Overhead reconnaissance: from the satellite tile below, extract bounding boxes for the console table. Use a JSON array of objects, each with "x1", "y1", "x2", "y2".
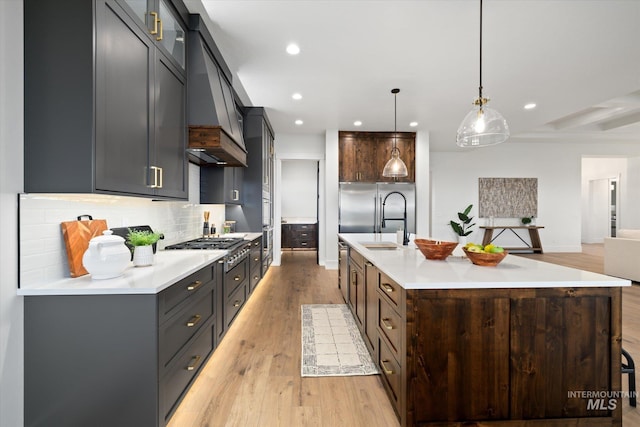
[{"x1": 480, "y1": 225, "x2": 544, "y2": 254}]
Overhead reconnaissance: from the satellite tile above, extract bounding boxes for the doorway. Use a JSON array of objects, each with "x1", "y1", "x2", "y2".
[{"x1": 280, "y1": 160, "x2": 319, "y2": 263}]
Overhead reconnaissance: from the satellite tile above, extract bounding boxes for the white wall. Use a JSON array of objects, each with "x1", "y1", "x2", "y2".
[
  {"x1": 281, "y1": 160, "x2": 318, "y2": 220},
  {"x1": 627, "y1": 156, "x2": 640, "y2": 229},
  {"x1": 0, "y1": 0, "x2": 24, "y2": 424},
  {"x1": 431, "y1": 142, "x2": 640, "y2": 252}
]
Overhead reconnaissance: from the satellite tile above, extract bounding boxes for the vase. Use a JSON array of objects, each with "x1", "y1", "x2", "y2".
[
  {"x1": 454, "y1": 235, "x2": 467, "y2": 257},
  {"x1": 132, "y1": 245, "x2": 154, "y2": 267}
]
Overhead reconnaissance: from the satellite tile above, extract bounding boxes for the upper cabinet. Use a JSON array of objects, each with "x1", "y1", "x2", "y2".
[
  {"x1": 339, "y1": 131, "x2": 415, "y2": 183},
  {"x1": 116, "y1": 0, "x2": 186, "y2": 70},
  {"x1": 24, "y1": 0, "x2": 189, "y2": 200}
]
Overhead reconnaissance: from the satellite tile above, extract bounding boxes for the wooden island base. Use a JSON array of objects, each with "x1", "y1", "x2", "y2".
[
  {"x1": 402, "y1": 287, "x2": 621, "y2": 427},
  {"x1": 338, "y1": 237, "x2": 624, "y2": 427}
]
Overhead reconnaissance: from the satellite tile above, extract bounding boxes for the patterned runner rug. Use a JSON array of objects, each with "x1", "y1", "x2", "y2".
[{"x1": 301, "y1": 304, "x2": 379, "y2": 377}]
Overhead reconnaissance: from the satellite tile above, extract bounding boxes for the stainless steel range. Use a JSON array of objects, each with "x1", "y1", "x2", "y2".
[{"x1": 165, "y1": 237, "x2": 250, "y2": 272}]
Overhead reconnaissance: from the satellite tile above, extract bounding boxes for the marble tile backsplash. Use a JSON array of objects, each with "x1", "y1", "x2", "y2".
[{"x1": 19, "y1": 164, "x2": 225, "y2": 287}]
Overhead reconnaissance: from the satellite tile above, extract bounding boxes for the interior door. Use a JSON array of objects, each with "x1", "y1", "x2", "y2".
[{"x1": 586, "y1": 178, "x2": 610, "y2": 243}]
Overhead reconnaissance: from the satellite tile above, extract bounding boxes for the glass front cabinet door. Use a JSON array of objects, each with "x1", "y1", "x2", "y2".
[{"x1": 117, "y1": 0, "x2": 186, "y2": 69}]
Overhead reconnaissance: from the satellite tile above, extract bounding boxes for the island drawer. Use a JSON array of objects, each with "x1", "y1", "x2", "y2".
[
  {"x1": 159, "y1": 264, "x2": 214, "y2": 322},
  {"x1": 378, "y1": 296, "x2": 402, "y2": 358},
  {"x1": 160, "y1": 286, "x2": 215, "y2": 369},
  {"x1": 378, "y1": 272, "x2": 403, "y2": 309},
  {"x1": 378, "y1": 336, "x2": 401, "y2": 412},
  {"x1": 349, "y1": 248, "x2": 365, "y2": 270}
]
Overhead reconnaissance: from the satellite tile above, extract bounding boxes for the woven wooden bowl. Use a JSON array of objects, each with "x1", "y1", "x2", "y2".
[
  {"x1": 462, "y1": 247, "x2": 508, "y2": 266},
  {"x1": 414, "y1": 239, "x2": 458, "y2": 260}
]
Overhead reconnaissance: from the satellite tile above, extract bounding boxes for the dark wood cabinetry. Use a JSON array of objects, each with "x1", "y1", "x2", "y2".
[
  {"x1": 25, "y1": 260, "x2": 222, "y2": 427},
  {"x1": 339, "y1": 131, "x2": 415, "y2": 183},
  {"x1": 281, "y1": 223, "x2": 318, "y2": 250},
  {"x1": 24, "y1": 0, "x2": 188, "y2": 199},
  {"x1": 343, "y1": 243, "x2": 622, "y2": 427}
]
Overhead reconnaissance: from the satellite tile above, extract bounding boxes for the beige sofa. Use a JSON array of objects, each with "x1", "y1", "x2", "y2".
[{"x1": 604, "y1": 229, "x2": 640, "y2": 282}]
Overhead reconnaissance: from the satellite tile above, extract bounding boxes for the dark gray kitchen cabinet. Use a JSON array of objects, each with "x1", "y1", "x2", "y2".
[
  {"x1": 200, "y1": 166, "x2": 244, "y2": 204},
  {"x1": 24, "y1": 260, "x2": 221, "y2": 427},
  {"x1": 224, "y1": 107, "x2": 275, "y2": 270},
  {"x1": 24, "y1": 0, "x2": 188, "y2": 200}
]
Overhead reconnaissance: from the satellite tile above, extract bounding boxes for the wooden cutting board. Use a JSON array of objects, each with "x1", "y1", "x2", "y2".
[{"x1": 60, "y1": 216, "x2": 108, "y2": 277}]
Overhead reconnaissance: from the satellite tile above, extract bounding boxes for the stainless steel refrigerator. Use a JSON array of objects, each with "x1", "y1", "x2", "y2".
[{"x1": 339, "y1": 183, "x2": 416, "y2": 233}]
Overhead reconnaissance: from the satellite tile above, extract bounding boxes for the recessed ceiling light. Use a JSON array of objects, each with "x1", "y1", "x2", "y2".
[
  {"x1": 295, "y1": 119, "x2": 303, "y2": 125},
  {"x1": 524, "y1": 103, "x2": 537, "y2": 110},
  {"x1": 354, "y1": 121, "x2": 362, "y2": 126},
  {"x1": 292, "y1": 93, "x2": 302, "y2": 100},
  {"x1": 409, "y1": 121, "x2": 418, "y2": 127},
  {"x1": 286, "y1": 43, "x2": 300, "y2": 55}
]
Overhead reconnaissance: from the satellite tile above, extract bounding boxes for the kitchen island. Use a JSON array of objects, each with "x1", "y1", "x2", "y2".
[{"x1": 339, "y1": 233, "x2": 630, "y2": 427}]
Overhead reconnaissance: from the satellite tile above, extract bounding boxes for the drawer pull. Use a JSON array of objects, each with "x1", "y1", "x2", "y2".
[
  {"x1": 381, "y1": 283, "x2": 394, "y2": 293},
  {"x1": 301, "y1": 242, "x2": 307, "y2": 246},
  {"x1": 187, "y1": 280, "x2": 203, "y2": 291},
  {"x1": 254, "y1": 275, "x2": 259, "y2": 280},
  {"x1": 233, "y1": 300, "x2": 241, "y2": 307},
  {"x1": 254, "y1": 241, "x2": 259, "y2": 246},
  {"x1": 234, "y1": 275, "x2": 241, "y2": 281},
  {"x1": 186, "y1": 314, "x2": 202, "y2": 327},
  {"x1": 301, "y1": 233, "x2": 308, "y2": 237},
  {"x1": 365, "y1": 261, "x2": 373, "y2": 267},
  {"x1": 381, "y1": 318, "x2": 394, "y2": 330},
  {"x1": 186, "y1": 355, "x2": 202, "y2": 371},
  {"x1": 381, "y1": 360, "x2": 394, "y2": 375},
  {"x1": 254, "y1": 257, "x2": 259, "y2": 262}
]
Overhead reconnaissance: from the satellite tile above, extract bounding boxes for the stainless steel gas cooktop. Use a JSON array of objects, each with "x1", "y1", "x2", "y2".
[{"x1": 164, "y1": 237, "x2": 245, "y2": 250}]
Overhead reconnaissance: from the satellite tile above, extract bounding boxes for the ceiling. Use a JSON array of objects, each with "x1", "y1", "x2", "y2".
[{"x1": 185, "y1": 0, "x2": 640, "y2": 152}]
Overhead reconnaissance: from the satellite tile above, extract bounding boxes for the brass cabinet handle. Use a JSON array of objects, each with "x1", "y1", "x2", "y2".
[
  {"x1": 381, "y1": 283, "x2": 394, "y2": 293},
  {"x1": 186, "y1": 314, "x2": 202, "y2": 327},
  {"x1": 150, "y1": 11, "x2": 159, "y2": 35},
  {"x1": 187, "y1": 280, "x2": 203, "y2": 291},
  {"x1": 380, "y1": 360, "x2": 394, "y2": 375},
  {"x1": 351, "y1": 270, "x2": 357, "y2": 285},
  {"x1": 186, "y1": 355, "x2": 202, "y2": 371},
  {"x1": 156, "y1": 17, "x2": 163, "y2": 41},
  {"x1": 233, "y1": 300, "x2": 241, "y2": 307},
  {"x1": 234, "y1": 275, "x2": 241, "y2": 281},
  {"x1": 381, "y1": 318, "x2": 394, "y2": 330}
]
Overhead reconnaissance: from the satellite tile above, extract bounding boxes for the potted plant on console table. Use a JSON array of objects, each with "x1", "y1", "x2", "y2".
[
  {"x1": 126, "y1": 229, "x2": 162, "y2": 267},
  {"x1": 449, "y1": 204, "x2": 475, "y2": 249}
]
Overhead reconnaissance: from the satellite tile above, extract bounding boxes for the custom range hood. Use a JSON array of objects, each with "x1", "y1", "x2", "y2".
[{"x1": 187, "y1": 15, "x2": 247, "y2": 167}]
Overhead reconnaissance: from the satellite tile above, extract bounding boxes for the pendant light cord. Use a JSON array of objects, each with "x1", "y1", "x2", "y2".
[{"x1": 478, "y1": 0, "x2": 483, "y2": 104}]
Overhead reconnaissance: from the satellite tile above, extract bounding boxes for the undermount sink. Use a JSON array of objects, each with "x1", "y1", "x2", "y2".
[{"x1": 360, "y1": 242, "x2": 400, "y2": 250}]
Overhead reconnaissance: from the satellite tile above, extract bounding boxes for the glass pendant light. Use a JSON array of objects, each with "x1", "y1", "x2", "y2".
[
  {"x1": 383, "y1": 88, "x2": 408, "y2": 177},
  {"x1": 456, "y1": 0, "x2": 509, "y2": 147}
]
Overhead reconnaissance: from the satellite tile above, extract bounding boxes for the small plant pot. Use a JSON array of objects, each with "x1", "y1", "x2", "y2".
[{"x1": 133, "y1": 245, "x2": 154, "y2": 267}]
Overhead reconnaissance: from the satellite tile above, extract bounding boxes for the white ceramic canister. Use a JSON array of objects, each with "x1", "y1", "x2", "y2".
[{"x1": 82, "y1": 230, "x2": 131, "y2": 279}]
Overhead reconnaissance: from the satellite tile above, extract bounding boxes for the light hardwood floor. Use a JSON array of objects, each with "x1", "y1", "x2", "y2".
[{"x1": 168, "y1": 248, "x2": 639, "y2": 426}]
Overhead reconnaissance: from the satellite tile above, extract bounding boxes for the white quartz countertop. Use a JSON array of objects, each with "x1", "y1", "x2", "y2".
[
  {"x1": 17, "y1": 250, "x2": 228, "y2": 296},
  {"x1": 17, "y1": 232, "x2": 264, "y2": 297},
  {"x1": 339, "y1": 233, "x2": 631, "y2": 290}
]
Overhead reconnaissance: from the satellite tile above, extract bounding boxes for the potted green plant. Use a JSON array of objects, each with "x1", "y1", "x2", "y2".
[
  {"x1": 126, "y1": 229, "x2": 162, "y2": 267},
  {"x1": 450, "y1": 204, "x2": 475, "y2": 237},
  {"x1": 521, "y1": 216, "x2": 535, "y2": 226}
]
